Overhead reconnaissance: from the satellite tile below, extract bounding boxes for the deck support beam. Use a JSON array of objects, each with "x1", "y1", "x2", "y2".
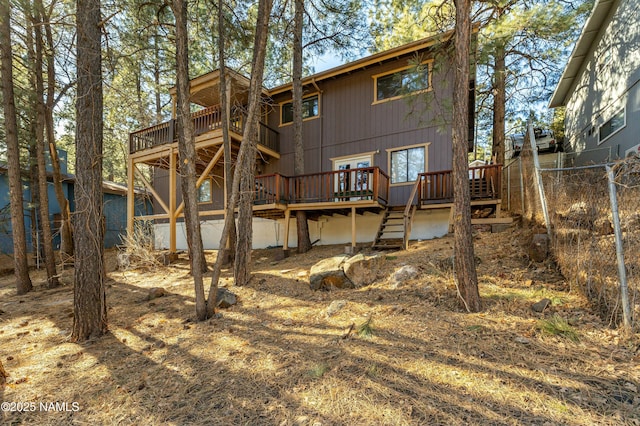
[
  {"x1": 175, "y1": 145, "x2": 223, "y2": 218},
  {"x1": 283, "y1": 209, "x2": 291, "y2": 251},
  {"x1": 169, "y1": 148, "x2": 177, "y2": 253},
  {"x1": 351, "y1": 206, "x2": 356, "y2": 252},
  {"x1": 134, "y1": 165, "x2": 170, "y2": 214}
]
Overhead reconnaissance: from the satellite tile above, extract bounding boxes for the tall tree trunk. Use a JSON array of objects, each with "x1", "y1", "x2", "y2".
[
  {"x1": 217, "y1": 0, "x2": 237, "y2": 263},
  {"x1": 452, "y1": 0, "x2": 481, "y2": 312},
  {"x1": 234, "y1": 0, "x2": 273, "y2": 287},
  {"x1": 173, "y1": 0, "x2": 207, "y2": 320},
  {"x1": 33, "y1": 1, "x2": 59, "y2": 287},
  {"x1": 206, "y1": 0, "x2": 273, "y2": 315},
  {"x1": 25, "y1": 7, "x2": 42, "y2": 266},
  {"x1": 492, "y1": 37, "x2": 506, "y2": 166},
  {"x1": 293, "y1": 0, "x2": 312, "y2": 254},
  {"x1": 42, "y1": 0, "x2": 73, "y2": 261},
  {"x1": 28, "y1": 132, "x2": 42, "y2": 265},
  {"x1": 0, "y1": 2, "x2": 33, "y2": 295},
  {"x1": 72, "y1": 0, "x2": 107, "y2": 341},
  {"x1": 154, "y1": 32, "x2": 163, "y2": 123}
]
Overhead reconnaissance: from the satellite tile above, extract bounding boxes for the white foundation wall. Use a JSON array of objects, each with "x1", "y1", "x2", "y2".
[{"x1": 153, "y1": 208, "x2": 450, "y2": 250}]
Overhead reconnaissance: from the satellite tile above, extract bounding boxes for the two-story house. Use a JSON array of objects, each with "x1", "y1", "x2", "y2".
[
  {"x1": 550, "y1": 0, "x2": 640, "y2": 163},
  {"x1": 127, "y1": 28, "x2": 503, "y2": 253}
]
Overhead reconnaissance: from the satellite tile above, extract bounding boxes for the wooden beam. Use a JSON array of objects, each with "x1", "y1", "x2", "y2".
[
  {"x1": 283, "y1": 209, "x2": 291, "y2": 251},
  {"x1": 470, "y1": 217, "x2": 513, "y2": 225},
  {"x1": 134, "y1": 165, "x2": 170, "y2": 214},
  {"x1": 135, "y1": 213, "x2": 170, "y2": 221},
  {"x1": 174, "y1": 145, "x2": 224, "y2": 218},
  {"x1": 351, "y1": 206, "x2": 356, "y2": 250},
  {"x1": 169, "y1": 149, "x2": 177, "y2": 253},
  {"x1": 127, "y1": 156, "x2": 135, "y2": 239}
]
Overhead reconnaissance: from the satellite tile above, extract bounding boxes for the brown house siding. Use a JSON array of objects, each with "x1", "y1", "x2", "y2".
[{"x1": 265, "y1": 47, "x2": 456, "y2": 206}]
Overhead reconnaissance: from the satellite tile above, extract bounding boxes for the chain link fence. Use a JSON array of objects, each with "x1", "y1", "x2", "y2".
[{"x1": 504, "y1": 134, "x2": 638, "y2": 329}]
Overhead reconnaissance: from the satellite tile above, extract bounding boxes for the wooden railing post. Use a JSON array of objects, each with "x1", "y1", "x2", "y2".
[{"x1": 373, "y1": 168, "x2": 379, "y2": 201}]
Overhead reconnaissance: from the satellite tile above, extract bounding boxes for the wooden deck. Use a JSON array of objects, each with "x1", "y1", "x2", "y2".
[
  {"x1": 252, "y1": 167, "x2": 390, "y2": 219},
  {"x1": 417, "y1": 164, "x2": 502, "y2": 206},
  {"x1": 128, "y1": 106, "x2": 279, "y2": 156}
]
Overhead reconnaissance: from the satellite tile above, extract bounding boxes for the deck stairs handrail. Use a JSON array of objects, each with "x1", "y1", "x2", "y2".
[{"x1": 402, "y1": 174, "x2": 422, "y2": 249}]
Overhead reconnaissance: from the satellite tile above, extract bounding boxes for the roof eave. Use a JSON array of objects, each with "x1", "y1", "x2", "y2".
[
  {"x1": 549, "y1": 0, "x2": 617, "y2": 108},
  {"x1": 268, "y1": 28, "x2": 462, "y2": 96}
]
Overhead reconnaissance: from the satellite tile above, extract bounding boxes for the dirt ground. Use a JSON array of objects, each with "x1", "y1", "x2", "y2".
[{"x1": 0, "y1": 225, "x2": 639, "y2": 425}]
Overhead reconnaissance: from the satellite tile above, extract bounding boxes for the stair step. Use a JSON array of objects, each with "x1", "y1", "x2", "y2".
[{"x1": 373, "y1": 206, "x2": 413, "y2": 250}]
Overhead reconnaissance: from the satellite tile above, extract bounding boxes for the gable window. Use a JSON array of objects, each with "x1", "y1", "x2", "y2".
[
  {"x1": 280, "y1": 94, "x2": 319, "y2": 125},
  {"x1": 198, "y1": 179, "x2": 212, "y2": 203},
  {"x1": 598, "y1": 107, "x2": 625, "y2": 144},
  {"x1": 373, "y1": 62, "x2": 431, "y2": 103},
  {"x1": 387, "y1": 144, "x2": 427, "y2": 184}
]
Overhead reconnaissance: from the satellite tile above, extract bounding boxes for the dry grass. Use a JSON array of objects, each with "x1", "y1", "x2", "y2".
[{"x1": 0, "y1": 226, "x2": 639, "y2": 425}]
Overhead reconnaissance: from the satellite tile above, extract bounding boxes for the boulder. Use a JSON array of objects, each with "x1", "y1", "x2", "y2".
[
  {"x1": 216, "y1": 288, "x2": 237, "y2": 308},
  {"x1": 390, "y1": 265, "x2": 419, "y2": 288},
  {"x1": 309, "y1": 256, "x2": 354, "y2": 290},
  {"x1": 343, "y1": 253, "x2": 384, "y2": 287},
  {"x1": 529, "y1": 234, "x2": 549, "y2": 262},
  {"x1": 148, "y1": 287, "x2": 167, "y2": 301},
  {"x1": 325, "y1": 300, "x2": 347, "y2": 317},
  {"x1": 531, "y1": 298, "x2": 551, "y2": 313}
]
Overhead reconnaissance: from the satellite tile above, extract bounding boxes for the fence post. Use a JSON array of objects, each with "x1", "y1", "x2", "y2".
[
  {"x1": 507, "y1": 163, "x2": 511, "y2": 211},
  {"x1": 518, "y1": 156, "x2": 525, "y2": 215},
  {"x1": 528, "y1": 123, "x2": 551, "y2": 237},
  {"x1": 605, "y1": 165, "x2": 632, "y2": 329}
]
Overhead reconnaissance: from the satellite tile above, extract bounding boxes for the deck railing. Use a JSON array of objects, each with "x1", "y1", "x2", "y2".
[
  {"x1": 129, "y1": 106, "x2": 279, "y2": 154},
  {"x1": 254, "y1": 167, "x2": 390, "y2": 206},
  {"x1": 418, "y1": 164, "x2": 503, "y2": 204}
]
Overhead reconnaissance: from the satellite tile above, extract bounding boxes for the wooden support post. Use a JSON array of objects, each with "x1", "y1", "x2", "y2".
[
  {"x1": 127, "y1": 156, "x2": 135, "y2": 241},
  {"x1": 283, "y1": 209, "x2": 291, "y2": 251},
  {"x1": 351, "y1": 206, "x2": 357, "y2": 252},
  {"x1": 279, "y1": 209, "x2": 291, "y2": 259},
  {"x1": 169, "y1": 149, "x2": 177, "y2": 253}
]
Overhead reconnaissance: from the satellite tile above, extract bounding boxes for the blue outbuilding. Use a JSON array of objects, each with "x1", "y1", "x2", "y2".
[{"x1": 0, "y1": 150, "x2": 151, "y2": 254}]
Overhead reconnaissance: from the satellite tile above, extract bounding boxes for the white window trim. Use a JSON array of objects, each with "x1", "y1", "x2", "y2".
[
  {"x1": 330, "y1": 151, "x2": 376, "y2": 169},
  {"x1": 372, "y1": 60, "x2": 433, "y2": 105},
  {"x1": 279, "y1": 92, "x2": 321, "y2": 127},
  {"x1": 386, "y1": 143, "x2": 430, "y2": 187},
  {"x1": 598, "y1": 106, "x2": 626, "y2": 145}
]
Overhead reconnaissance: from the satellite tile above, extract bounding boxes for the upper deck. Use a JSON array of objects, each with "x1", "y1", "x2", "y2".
[{"x1": 128, "y1": 106, "x2": 279, "y2": 158}]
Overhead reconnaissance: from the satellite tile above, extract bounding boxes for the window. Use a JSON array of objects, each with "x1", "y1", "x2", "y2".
[
  {"x1": 280, "y1": 94, "x2": 319, "y2": 125},
  {"x1": 388, "y1": 145, "x2": 426, "y2": 184},
  {"x1": 198, "y1": 179, "x2": 212, "y2": 203},
  {"x1": 598, "y1": 107, "x2": 625, "y2": 144},
  {"x1": 373, "y1": 62, "x2": 431, "y2": 103}
]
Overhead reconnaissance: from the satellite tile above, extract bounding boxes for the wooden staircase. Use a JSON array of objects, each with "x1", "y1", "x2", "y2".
[
  {"x1": 372, "y1": 206, "x2": 416, "y2": 250},
  {"x1": 373, "y1": 173, "x2": 423, "y2": 250}
]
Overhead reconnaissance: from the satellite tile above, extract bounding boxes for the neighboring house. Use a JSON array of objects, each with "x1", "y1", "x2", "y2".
[
  {"x1": 128, "y1": 28, "x2": 506, "y2": 252},
  {"x1": 0, "y1": 151, "x2": 151, "y2": 254},
  {"x1": 549, "y1": 0, "x2": 640, "y2": 163}
]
